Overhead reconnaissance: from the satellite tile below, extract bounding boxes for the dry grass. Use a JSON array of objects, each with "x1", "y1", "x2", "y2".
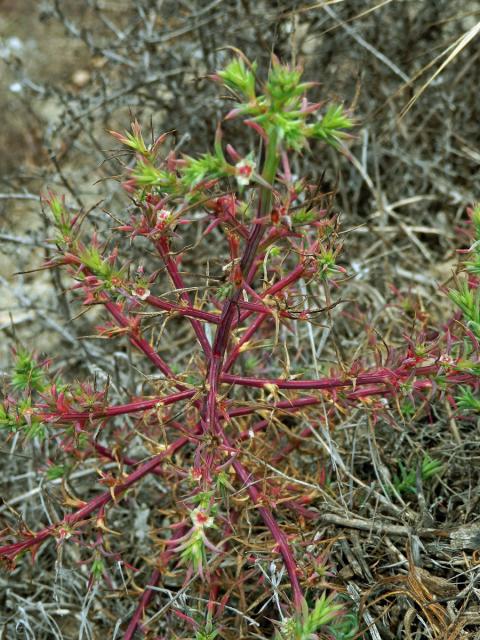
[{"x1": 1, "y1": 1, "x2": 480, "y2": 638}]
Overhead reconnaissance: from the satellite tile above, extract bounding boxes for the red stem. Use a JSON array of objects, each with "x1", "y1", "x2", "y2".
[
  {"x1": 104, "y1": 299, "x2": 174, "y2": 379},
  {"x1": 66, "y1": 258, "x2": 176, "y2": 380},
  {"x1": 156, "y1": 237, "x2": 212, "y2": 357},
  {"x1": 221, "y1": 364, "x2": 474, "y2": 391},
  {"x1": 123, "y1": 569, "x2": 161, "y2": 640},
  {"x1": 0, "y1": 435, "x2": 189, "y2": 562},
  {"x1": 231, "y1": 263, "x2": 306, "y2": 329},
  {"x1": 223, "y1": 262, "x2": 307, "y2": 373},
  {"x1": 224, "y1": 314, "x2": 266, "y2": 372},
  {"x1": 123, "y1": 522, "x2": 190, "y2": 639},
  {"x1": 145, "y1": 295, "x2": 220, "y2": 324},
  {"x1": 40, "y1": 389, "x2": 195, "y2": 422},
  {"x1": 228, "y1": 449, "x2": 303, "y2": 608}
]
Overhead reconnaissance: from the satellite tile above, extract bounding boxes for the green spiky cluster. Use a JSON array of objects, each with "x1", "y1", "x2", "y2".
[
  {"x1": 12, "y1": 351, "x2": 46, "y2": 393},
  {"x1": 78, "y1": 247, "x2": 124, "y2": 288},
  {"x1": 310, "y1": 104, "x2": 355, "y2": 147},
  {"x1": 219, "y1": 54, "x2": 353, "y2": 152},
  {"x1": 0, "y1": 400, "x2": 47, "y2": 440},
  {"x1": 456, "y1": 386, "x2": 480, "y2": 412},
  {"x1": 450, "y1": 204, "x2": 480, "y2": 336},
  {"x1": 276, "y1": 594, "x2": 343, "y2": 640},
  {"x1": 217, "y1": 56, "x2": 257, "y2": 99},
  {"x1": 131, "y1": 161, "x2": 177, "y2": 191},
  {"x1": 180, "y1": 152, "x2": 227, "y2": 188},
  {"x1": 393, "y1": 455, "x2": 443, "y2": 495}
]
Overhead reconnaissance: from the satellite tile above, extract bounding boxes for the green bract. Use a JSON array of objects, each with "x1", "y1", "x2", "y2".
[
  {"x1": 277, "y1": 594, "x2": 343, "y2": 639},
  {"x1": 217, "y1": 56, "x2": 257, "y2": 99},
  {"x1": 131, "y1": 161, "x2": 177, "y2": 191},
  {"x1": 450, "y1": 281, "x2": 480, "y2": 340},
  {"x1": 181, "y1": 153, "x2": 227, "y2": 188},
  {"x1": 218, "y1": 54, "x2": 353, "y2": 152},
  {"x1": 266, "y1": 63, "x2": 307, "y2": 108},
  {"x1": 456, "y1": 386, "x2": 480, "y2": 412},
  {"x1": 393, "y1": 455, "x2": 443, "y2": 495},
  {"x1": 12, "y1": 351, "x2": 46, "y2": 393},
  {"x1": 46, "y1": 464, "x2": 70, "y2": 480},
  {"x1": 78, "y1": 247, "x2": 123, "y2": 286},
  {"x1": 309, "y1": 104, "x2": 354, "y2": 147}
]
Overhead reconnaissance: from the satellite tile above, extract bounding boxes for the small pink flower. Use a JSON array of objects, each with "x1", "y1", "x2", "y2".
[
  {"x1": 235, "y1": 158, "x2": 256, "y2": 186},
  {"x1": 190, "y1": 507, "x2": 214, "y2": 530},
  {"x1": 131, "y1": 286, "x2": 150, "y2": 300},
  {"x1": 156, "y1": 208, "x2": 172, "y2": 229},
  {"x1": 190, "y1": 468, "x2": 203, "y2": 483}
]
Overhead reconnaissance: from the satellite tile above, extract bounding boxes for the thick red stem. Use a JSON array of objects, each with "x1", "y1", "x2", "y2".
[
  {"x1": 145, "y1": 295, "x2": 220, "y2": 324},
  {"x1": 221, "y1": 365, "x2": 474, "y2": 391},
  {"x1": 40, "y1": 389, "x2": 195, "y2": 422},
  {"x1": 156, "y1": 237, "x2": 212, "y2": 357},
  {"x1": 104, "y1": 300, "x2": 174, "y2": 378},
  {"x1": 0, "y1": 435, "x2": 189, "y2": 562},
  {"x1": 123, "y1": 569, "x2": 161, "y2": 640},
  {"x1": 228, "y1": 451, "x2": 303, "y2": 608}
]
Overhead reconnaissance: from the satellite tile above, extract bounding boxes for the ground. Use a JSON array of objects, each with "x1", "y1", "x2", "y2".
[{"x1": 0, "y1": 1, "x2": 479, "y2": 638}]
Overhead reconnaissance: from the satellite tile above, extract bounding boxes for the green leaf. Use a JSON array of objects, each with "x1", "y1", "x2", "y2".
[
  {"x1": 279, "y1": 594, "x2": 343, "y2": 639},
  {"x1": 12, "y1": 351, "x2": 46, "y2": 393},
  {"x1": 25, "y1": 419, "x2": 47, "y2": 440},
  {"x1": 78, "y1": 247, "x2": 123, "y2": 286},
  {"x1": 91, "y1": 557, "x2": 105, "y2": 580},
  {"x1": 456, "y1": 386, "x2": 480, "y2": 412},
  {"x1": 291, "y1": 208, "x2": 317, "y2": 226},
  {"x1": 393, "y1": 455, "x2": 443, "y2": 495},
  {"x1": 471, "y1": 203, "x2": 480, "y2": 239},
  {"x1": 272, "y1": 113, "x2": 306, "y2": 150},
  {"x1": 0, "y1": 404, "x2": 17, "y2": 432},
  {"x1": 131, "y1": 161, "x2": 177, "y2": 191},
  {"x1": 266, "y1": 62, "x2": 306, "y2": 108},
  {"x1": 310, "y1": 104, "x2": 353, "y2": 147},
  {"x1": 304, "y1": 592, "x2": 342, "y2": 633},
  {"x1": 449, "y1": 281, "x2": 480, "y2": 340},
  {"x1": 46, "y1": 464, "x2": 69, "y2": 481},
  {"x1": 180, "y1": 153, "x2": 227, "y2": 188},
  {"x1": 217, "y1": 57, "x2": 257, "y2": 99}
]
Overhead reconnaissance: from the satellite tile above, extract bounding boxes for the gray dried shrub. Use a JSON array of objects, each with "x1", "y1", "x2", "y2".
[{"x1": 1, "y1": 1, "x2": 479, "y2": 638}]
